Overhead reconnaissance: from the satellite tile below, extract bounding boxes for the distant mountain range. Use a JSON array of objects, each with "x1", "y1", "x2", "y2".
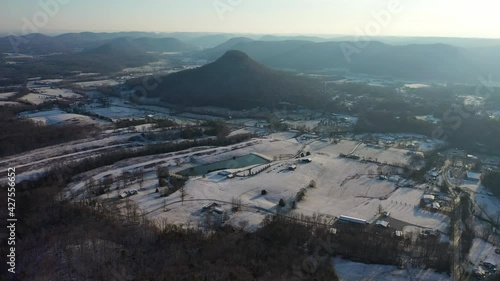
[
  {"x1": 1, "y1": 32, "x2": 500, "y2": 82},
  {"x1": 0, "y1": 32, "x2": 197, "y2": 54},
  {"x1": 202, "y1": 39, "x2": 500, "y2": 82},
  {"x1": 0, "y1": 35, "x2": 198, "y2": 76},
  {"x1": 126, "y1": 50, "x2": 328, "y2": 110}
]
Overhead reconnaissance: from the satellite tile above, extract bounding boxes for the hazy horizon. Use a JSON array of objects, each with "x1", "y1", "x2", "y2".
[{"x1": 1, "y1": 0, "x2": 500, "y2": 39}]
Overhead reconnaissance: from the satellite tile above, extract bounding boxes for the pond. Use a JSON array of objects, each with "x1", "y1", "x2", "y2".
[{"x1": 178, "y1": 154, "x2": 270, "y2": 176}]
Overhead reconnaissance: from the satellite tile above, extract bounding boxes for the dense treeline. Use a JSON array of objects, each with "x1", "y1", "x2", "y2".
[
  {"x1": 126, "y1": 50, "x2": 330, "y2": 110},
  {"x1": 0, "y1": 108, "x2": 99, "y2": 157},
  {"x1": 1, "y1": 160, "x2": 339, "y2": 280},
  {"x1": 355, "y1": 111, "x2": 435, "y2": 136},
  {"x1": 482, "y1": 171, "x2": 500, "y2": 198},
  {"x1": 339, "y1": 82, "x2": 500, "y2": 155}
]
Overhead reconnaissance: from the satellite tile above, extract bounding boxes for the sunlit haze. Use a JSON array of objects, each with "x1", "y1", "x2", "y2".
[{"x1": 1, "y1": 0, "x2": 499, "y2": 38}]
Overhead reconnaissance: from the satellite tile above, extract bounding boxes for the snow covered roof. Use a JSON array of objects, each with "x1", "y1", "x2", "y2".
[
  {"x1": 423, "y1": 194, "x2": 436, "y2": 201},
  {"x1": 376, "y1": 220, "x2": 389, "y2": 228}
]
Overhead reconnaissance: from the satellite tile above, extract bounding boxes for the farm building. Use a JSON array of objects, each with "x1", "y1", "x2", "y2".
[
  {"x1": 202, "y1": 202, "x2": 220, "y2": 211},
  {"x1": 422, "y1": 194, "x2": 436, "y2": 202},
  {"x1": 338, "y1": 215, "x2": 367, "y2": 225},
  {"x1": 431, "y1": 202, "x2": 441, "y2": 210}
]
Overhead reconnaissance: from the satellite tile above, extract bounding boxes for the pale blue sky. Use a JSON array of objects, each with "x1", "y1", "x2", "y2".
[{"x1": 1, "y1": 0, "x2": 499, "y2": 38}]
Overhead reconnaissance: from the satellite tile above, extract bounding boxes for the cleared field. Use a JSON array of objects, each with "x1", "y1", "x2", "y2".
[
  {"x1": 333, "y1": 257, "x2": 450, "y2": 281},
  {"x1": 86, "y1": 106, "x2": 149, "y2": 119},
  {"x1": 0, "y1": 101, "x2": 21, "y2": 106},
  {"x1": 468, "y1": 238, "x2": 500, "y2": 266},
  {"x1": 105, "y1": 140, "x2": 447, "y2": 232},
  {"x1": 62, "y1": 138, "x2": 448, "y2": 234},
  {"x1": 354, "y1": 144, "x2": 410, "y2": 165},
  {"x1": 18, "y1": 93, "x2": 48, "y2": 105},
  {"x1": 40, "y1": 88, "x2": 81, "y2": 99},
  {"x1": 20, "y1": 109, "x2": 102, "y2": 126},
  {"x1": 73, "y1": 79, "x2": 120, "y2": 88},
  {"x1": 0, "y1": 92, "x2": 17, "y2": 100},
  {"x1": 18, "y1": 89, "x2": 82, "y2": 105}
]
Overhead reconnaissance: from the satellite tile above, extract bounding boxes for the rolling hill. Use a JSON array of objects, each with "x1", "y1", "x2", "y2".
[
  {"x1": 204, "y1": 39, "x2": 500, "y2": 82},
  {"x1": 127, "y1": 50, "x2": 328, "y2": 110}
]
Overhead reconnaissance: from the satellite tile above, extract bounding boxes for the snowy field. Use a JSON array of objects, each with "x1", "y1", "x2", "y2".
[
  {"x1": 0, "y1": 92, "x2": 17, "y2": 100},
  {"x1": 404, "y1": 84, "x2": 430, "y2": 89},
  {"x1": 86, "y1": 105, "x2": 149, "y2": 119},
  {"x1": 382, "y1": 188, "x2": 449, "y2": 231},
  {"x1": 0, "y1": 101, "x2": 21, "y2": 106},
  {"x1": 333, "y1": 258, "x2": 450, "y2": 281},
  {"x1": 474, "y1": 191, "x2": 500, "y2": 222},
  {"x1": 19, "y1": 109, "x2": 103, "y2": 126},
  {"x1": 18, "y1": 89, "x2": 82, "y2": 105},
  {"x1": 18, "y1": 93, "x2": 49, "y2": 105},
  {"x1": 26, "y1": 79, "x2": 63, "y2": 87},
  {"x1": 69, "y1": 138, "x2": 449, "y2": 233},
  {"x1": 37, "y1": 88, "x2": 81, "y2": 99},
  {"x1": 286, "y1": 120, "x2": 321, "y2": 130},
  {"x1": 309, "y1": 139, "x2": 411, "y2": 166},
  {"x1": 468, "y1": 238, "x2": 500, "y2": 266},
  {"x1": 73, "y1": 79, "x2": 120, "y2": 88}
]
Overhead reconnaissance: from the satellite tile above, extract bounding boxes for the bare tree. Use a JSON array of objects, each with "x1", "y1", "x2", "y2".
[
  {"x1": 231, "y1": 197, "x2": 242, "y2": 212},
  {"x1": 120, "y1": 170, "x2": 129, "y2": 188},
  {"x1": 137, "y1": 168, "x2": 145, "y2": 190},
  {"x1": 180, "y1": 186, "x2": 186, "y2": 205},
  {"x1": 156, "y1": 166, "x2": 169, "y2": 178}
]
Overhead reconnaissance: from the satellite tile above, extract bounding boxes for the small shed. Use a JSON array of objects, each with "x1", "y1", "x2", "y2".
[
  {"x1": 376, "y1": 220, "x2": 390, "y2": 228},
  {"x1": 423, "y1": 194, "x2": 436, "y2": 202},
  {"x1": 431, "y1": 202, "x2": 441, "y2": 210},
  {"x1": 339, "y1": 215, "x2": 367, "y2": 225}
]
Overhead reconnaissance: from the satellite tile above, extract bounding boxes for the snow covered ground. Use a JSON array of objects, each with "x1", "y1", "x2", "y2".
[
  {"x1": 69, "y1": 138, "x2": 448, "y2": 233},
  {"x1": 285, "y1": 120, "x2": 321, "y2": 130},
  {"x1": 0, "y1": 92, "x2": 17, "y2": 100},
  {"x1": 0, "y1": 101, "x2": 21, "y2": 106},
  {"x1": 333, "y1": 257, "x2": 450, "y2": 281},
  {"x1": 474, "y1": 191, "x2": 500, "y2": 222},
  {"x1": 37, "y1": 88, "x2": 81, "y2": 99},
  {"x1": 468, "y1": 238, "x2": 500, "y2": 266},
  {"x1": 404, "y1": 84, "x2": 430, "y2": 89},
  {"x1": 86, "y1": 105, "x2": 150, "y2": 119},
  {"x1": 18, "y1": 88, "x2": 82, "y2": 105},
  {"x1": 73, "y1": 79, "x2": 120, "y2": 88},
  {"x1": 20, "y1": 109, "x2": 102, "y2": 126},
  {"x1": 18, "y1": 93, "x2": 50, "y2": 105}
]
